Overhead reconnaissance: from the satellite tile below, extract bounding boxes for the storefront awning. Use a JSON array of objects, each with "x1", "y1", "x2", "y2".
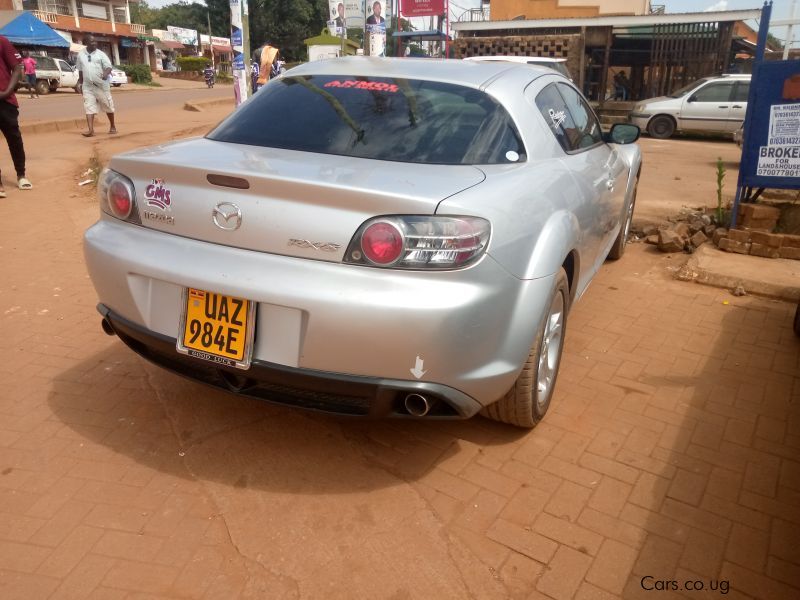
[
  {"x1": 211, "y1": 43, "x2": 231, "y2": 53},
  {"x1": 158, "y1": 40, "x2": 185, "y2": 50},
  {"x1": 0, "y1": 10, "x2": 70, "y2": 48}
]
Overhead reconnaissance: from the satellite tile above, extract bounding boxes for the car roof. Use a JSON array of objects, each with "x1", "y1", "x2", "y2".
[
  {"x1": 464, "y1": 56, "x2": 567, "y2": 64},
  {"x1": 287, "y1": 56, "x2": 554, "y2": 88}
]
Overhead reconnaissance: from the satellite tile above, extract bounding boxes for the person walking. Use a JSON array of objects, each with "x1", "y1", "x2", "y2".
[
  {"x1": 76, "y1": 35, "x2": 117, "y2": 137},
  {"x1": 0, "y1": 35, "x2": 32, "y2": 196},
  {"x1": 251, "y1": 58, "x2": 259, "y2": 93},
  {"x1": 21, "y1": 51, "x2": 37, "y2": 99}
]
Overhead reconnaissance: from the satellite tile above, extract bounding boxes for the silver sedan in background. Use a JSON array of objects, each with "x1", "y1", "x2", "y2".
[{"x1": 84, "y1": 57, "x2": 642, "y2": 428}]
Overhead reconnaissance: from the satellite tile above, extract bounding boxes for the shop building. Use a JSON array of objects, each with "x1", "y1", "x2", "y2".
[{"x1": 9, "y1": 0, "x2": 147, "y2": 65}]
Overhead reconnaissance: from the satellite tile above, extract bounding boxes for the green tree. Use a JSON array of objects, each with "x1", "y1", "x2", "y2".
[{"x1": 766, "y1": 33, "x2": 784, "y2": 52}]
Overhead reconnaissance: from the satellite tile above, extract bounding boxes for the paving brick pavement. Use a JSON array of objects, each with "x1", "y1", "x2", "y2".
[{"x1": 0, "y1": 120, "x2": 798, "y2": 598}]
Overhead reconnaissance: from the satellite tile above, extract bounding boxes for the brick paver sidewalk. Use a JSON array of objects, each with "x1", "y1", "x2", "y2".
[{"x1": 0, "y1": 123, "x2": 798, "y2": 598}]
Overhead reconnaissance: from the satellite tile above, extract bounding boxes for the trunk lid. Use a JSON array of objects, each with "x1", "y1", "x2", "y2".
[{"x1": 110, "y1": 138, "x2": 486, "y2": 263}]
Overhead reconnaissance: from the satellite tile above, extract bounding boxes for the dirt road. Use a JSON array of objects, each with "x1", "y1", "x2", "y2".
[{"x1": 0, "y1": 110, "x2": 797, "y2": 599}]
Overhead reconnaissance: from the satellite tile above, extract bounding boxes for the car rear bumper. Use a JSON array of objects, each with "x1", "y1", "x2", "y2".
[
  {"x1": 99, "y1": 304, "x2": 483, "y2": 418},
  {"x1": 84, "y1": 218, "x2": 556, "y2": 410}
]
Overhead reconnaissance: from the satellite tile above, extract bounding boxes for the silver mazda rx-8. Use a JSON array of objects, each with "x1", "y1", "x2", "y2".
[{"x1": 84, "y1": 57, "x2": 642, "y2": 427}]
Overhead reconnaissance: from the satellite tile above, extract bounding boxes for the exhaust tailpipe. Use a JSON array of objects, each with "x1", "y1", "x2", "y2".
[
  {"x1": 101, "y1": 318, "x2": 116, "y2": 336},
  {"x1": 404, "y1": 393, "x2": 432, "y2": 417}
]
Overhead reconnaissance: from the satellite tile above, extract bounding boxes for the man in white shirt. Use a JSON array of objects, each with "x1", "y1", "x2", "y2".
[{"x1": 76, "y1": 35, "x2": 117, "y2": 137}]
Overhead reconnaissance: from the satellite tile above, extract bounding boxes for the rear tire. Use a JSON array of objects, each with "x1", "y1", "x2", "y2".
[
  {"x1": 647, "y1": 115, "x2": 675, "y2": 139},
  {"x1": 35, "y1": 80, "x2": 49, "y2": 96},
  {"x1": 483, "y1": 268, "x2": 570, "y2": 428},
  {"x1": 607, "y1": 176, "x2": 638, "y2": 260}
]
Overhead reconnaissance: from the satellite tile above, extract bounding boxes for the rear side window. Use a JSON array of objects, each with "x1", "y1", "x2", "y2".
[
  {"x1": 535, "y1": 83, "x2": 577, "y2": 153},
  {"x1": 535, "y1": 82, "x2": 602, "y2": 152},
  {"x1": 208, "y1": 75, "x2": 525, "y2": 165},
  {"x1": 557, "y1": 83, "x2": 603, "y2": 149},
  {"x1": 732, "y1": 81, "x2": 750, "y2": 102}
]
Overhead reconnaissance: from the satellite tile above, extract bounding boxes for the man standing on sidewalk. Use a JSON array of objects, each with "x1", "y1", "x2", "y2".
[
  {"x1": 76, "y1": 35, "x2": 117, "y2": 137},
  {"x1": 0, "y1": 35, "x2": 32, "y2": 196}
]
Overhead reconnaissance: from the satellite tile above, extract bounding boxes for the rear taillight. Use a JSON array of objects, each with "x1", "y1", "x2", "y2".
[
  {"x1": 361, "y1": 221, "x2": 404, "y2": 265},
  {"x1": 345, "y1": 216, "x2": 490, "y2": 270},
  {"x1": 99, "y1": 169, "x2": 139, "y2": 224},
  {"x1": 108, "y1": 180, "x2": 132, "y2": 219}
]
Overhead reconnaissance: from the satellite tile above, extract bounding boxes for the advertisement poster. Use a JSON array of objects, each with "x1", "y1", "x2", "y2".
[
  {"x1": 230, "y1": 0, "x2": 247, "y2": 106},
  {"x1": 400, "y1": 0, "x2": 444, "y2": 17},
  {"x1": 344, "y1": 0, "x2": 364, "y2": 26},
  {"x1": 369, "y1": 31, "x2": 386, "y2": 56},
  {"x1": 329, "y1": 0, "x2": 346, "y2": 36},
  {"x1": 167, "y1": 25, "x2": 198, "y2": 47},
  {"x1": 366, "y1": 0, "x2": 387, "y2": 32},
  {"x1": 757, "y1": 103, "x2": 800, "y2": 178}
]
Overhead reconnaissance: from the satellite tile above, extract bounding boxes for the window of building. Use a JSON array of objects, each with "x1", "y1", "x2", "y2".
[
  {"x1": 22, "y1": 0, "x2": 73, "y2": 16},
  {"x1": 79, "y1": 1, "x2": 109, "y2": 20},
  {"x1": 113, "y1": 5, "x2": 127, "y2": 23}
]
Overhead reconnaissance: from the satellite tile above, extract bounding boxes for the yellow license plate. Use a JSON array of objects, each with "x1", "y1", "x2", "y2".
[{"x1": 178, "y1": 288, "x2": 254, "y2": 369}]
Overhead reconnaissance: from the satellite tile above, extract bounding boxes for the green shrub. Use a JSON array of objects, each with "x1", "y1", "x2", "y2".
[
  {"x1": 216, "y1": 72, "x2": 232, "y2": 82},
  {"x1": 176, "y1": 56, "x2": 210, "y2": 73},
  {"x1": 118, "y1": 63, "x2": 152, "y2": 84}
]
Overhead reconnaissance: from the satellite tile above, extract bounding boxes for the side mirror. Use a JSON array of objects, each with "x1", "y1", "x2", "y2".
[{"x1": 606, "y1": 123, "x2": 640, "y2": 144}]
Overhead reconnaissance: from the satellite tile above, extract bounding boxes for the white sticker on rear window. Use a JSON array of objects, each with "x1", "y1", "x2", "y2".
[
  {"x1": 548, "y1": 108, "x2": 566, "y2": 130},
  {"x1": 505, "y1": 150, "x2": 520, "y2": 162}
]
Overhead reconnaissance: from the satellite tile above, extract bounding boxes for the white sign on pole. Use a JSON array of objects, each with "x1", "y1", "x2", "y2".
[
  {"x1": 230, "y1": 0, "x2": 247, "y2": 106},
  {"x1": 757, "y1": 103, "x2": 800, "y2": 177}
]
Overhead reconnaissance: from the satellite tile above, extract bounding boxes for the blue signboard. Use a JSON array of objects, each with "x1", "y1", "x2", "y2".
[
  {"x1": 232, "y1": 51, "x2": 244, "y2": 70},
  {"x1": 738, "y1": 60, "x2": 800, "y2": 191}
]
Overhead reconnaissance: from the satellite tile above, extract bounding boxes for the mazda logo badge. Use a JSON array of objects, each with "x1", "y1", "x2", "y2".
[{"x1": 212, "y1": 202, "x2": 242, "y2": 231}]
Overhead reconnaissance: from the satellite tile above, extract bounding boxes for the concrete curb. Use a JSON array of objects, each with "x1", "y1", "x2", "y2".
[
  {"x1": 21, "y1": 118, "x2": 83, "y2": 136},
  {"x1": 21, "y1": 96, "x2": 234, "y2": 135},
  {"x1": 678, "y1": 247, "x2": 800, "y2": 303},
  {"x1": 183, "y1": 97, "x2": 234, "y2": 112}
]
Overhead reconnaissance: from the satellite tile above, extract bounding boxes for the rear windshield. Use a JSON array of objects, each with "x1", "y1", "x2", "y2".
[{"x1": 208, "y1": 75, "x2": 526, "y2": 165}]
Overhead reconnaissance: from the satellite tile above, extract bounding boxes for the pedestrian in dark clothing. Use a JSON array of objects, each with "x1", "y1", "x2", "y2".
[{"x1": 0, "y1": 35, "x2": 32, "y2": 197}]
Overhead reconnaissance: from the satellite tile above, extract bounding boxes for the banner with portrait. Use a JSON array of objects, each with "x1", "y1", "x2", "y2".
[
  {"x1": 366, "y1": 0, "x2": 387, "y2": 33},
  {"x1": 328, "y1": 0, "x2": 347, "y2": 36}
]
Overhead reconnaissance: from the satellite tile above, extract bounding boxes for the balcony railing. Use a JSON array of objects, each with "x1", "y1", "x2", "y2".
[
  {"x1": 31, "y1": 10, "x2": 58, "y2": 23},
  {"x1": 130, "y1": 23, "x2": 145, "y2": 34},
  {"x1": 458, "y1": 7, "x2": 490, "y2": 22}
]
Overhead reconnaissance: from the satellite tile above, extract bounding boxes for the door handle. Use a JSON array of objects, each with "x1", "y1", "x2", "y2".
[
  {"x1": 718, "y1": 105, "x2": 729, "y2": 108},
  {"x1": 732, "y1": 105, "x2": 743, "y2": 109}
]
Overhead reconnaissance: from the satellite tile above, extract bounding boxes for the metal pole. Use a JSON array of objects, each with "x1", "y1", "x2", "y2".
[
  {"x1": 207, "y1": 11, "x2": 215, "y2": 71},
  {"x1": 732, "y1": 1, "x2": 772, "y2": 229},
  {"x1": 784, "y1": 0, "x2": 797, "y2": 60}
]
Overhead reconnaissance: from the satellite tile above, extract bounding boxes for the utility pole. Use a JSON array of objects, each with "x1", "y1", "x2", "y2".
[
  {"x1": 207, "y1": 10, "x2": 214, "y2": 71},
  {"x1": 229, "y1": 0, "x2": 251, "y2": 105}
]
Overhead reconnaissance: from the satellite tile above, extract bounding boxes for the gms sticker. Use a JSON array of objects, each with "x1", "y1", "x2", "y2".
[{"x1": 144, "y1": 178, "x2": 172, "y2": 210}]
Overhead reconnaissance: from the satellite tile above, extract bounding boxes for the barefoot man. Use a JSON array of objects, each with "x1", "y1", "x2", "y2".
[{"x1": 76, "y1": 35, "x2": 117, "y2": 137}]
